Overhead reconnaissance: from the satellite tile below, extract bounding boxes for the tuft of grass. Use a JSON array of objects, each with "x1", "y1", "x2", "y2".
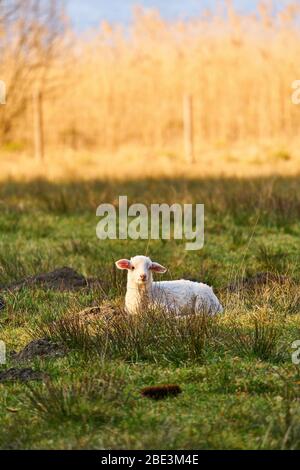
[
  {"x1": 36, "y1": 309, "x2": 213, "y2": 365},
  {"x1": 23, "y1": 371, "x2": 125, "y2": 425},
  {"x1": 93, "y1": 310, "x2": 213, "y2": 365},
  {"x1": 221, "y1": 315, "x2": 284, "y2": 362},
  {"x1": 255, "y1": 243, "x2": 289, "y2": 274},
  {"x1": 34, "y1": 315, "x2": 93, "y2": 354}
]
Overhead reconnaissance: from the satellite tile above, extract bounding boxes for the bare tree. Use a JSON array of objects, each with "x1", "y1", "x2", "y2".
[
  {"x1": 0, "y1": 1, "x2": 21, "y2": 25},
  {"x1": 0, "y1": 0, "x2": 66, "y2": 141}
]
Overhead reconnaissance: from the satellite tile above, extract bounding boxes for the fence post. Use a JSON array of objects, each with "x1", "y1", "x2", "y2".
[
  {"x1": 183, "y1": 94, "x2": 195, "y2": 164},
  {"x1": 33, "y1": 88, "x2": 44, "y2": 161},
  {"x1": 0, "y1": 80, "x2": 6, "y2": 105},
  {"x1": 0, "y1": 341, "x2": 6, "y2": 365}
]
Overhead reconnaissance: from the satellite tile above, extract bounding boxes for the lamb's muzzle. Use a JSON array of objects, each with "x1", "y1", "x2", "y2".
[{"x1": 115, "y1": 255, "x2": 223, "y2": 316}]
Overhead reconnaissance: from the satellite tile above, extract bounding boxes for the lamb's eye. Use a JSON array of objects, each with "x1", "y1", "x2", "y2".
[{"x1": 131, "y1": 266, "x2": 135, "y2": 270}]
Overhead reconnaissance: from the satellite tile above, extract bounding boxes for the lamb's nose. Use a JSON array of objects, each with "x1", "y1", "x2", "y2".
[{"x1": 140, "y1": 274, "x2": 147, "y2": 281}]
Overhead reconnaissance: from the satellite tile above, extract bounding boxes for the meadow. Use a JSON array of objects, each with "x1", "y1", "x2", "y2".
[{"x1": 0, "y1": 175, "x2": 300, "y2": 450}]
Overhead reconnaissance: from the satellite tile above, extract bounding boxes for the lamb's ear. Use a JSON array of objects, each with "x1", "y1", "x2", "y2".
[
  {"x1": 150, "y1": 262, "x2": 167, "y2": 273},
  {"x1": 115, "y1": 259, "x2": 132, "y2": 270}
]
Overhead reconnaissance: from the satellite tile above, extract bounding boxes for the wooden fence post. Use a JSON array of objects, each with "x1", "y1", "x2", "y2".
[
  {"x1": 0, "y1": 80, "x2": 6, "y2": 105},
  {"x1": 33, "y1": 89, "x2": 44, "y2": 161},
  {"x1": 183, "y1": 94, "x2": 195, "y2": 164}
]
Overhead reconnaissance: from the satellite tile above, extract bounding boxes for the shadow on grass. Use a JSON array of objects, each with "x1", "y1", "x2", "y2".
[{"x1": 0, "y1": 175, "x2": 299, "y2": 227}]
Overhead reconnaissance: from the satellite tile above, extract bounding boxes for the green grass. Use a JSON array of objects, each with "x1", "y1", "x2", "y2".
[{"x1": 0, "y1": 176, "x2": 300, "y2": 449}]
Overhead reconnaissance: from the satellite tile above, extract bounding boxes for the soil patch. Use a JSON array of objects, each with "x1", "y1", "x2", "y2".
[
  {"x1": 0, "y1": 368, "x2": 47, "y2": 383},
  {"x1": 77, "y1": 301, "x2": 121, "y2": 324},
  {"x1": 12, "y1": 338, "x2": 66, "y2": 363},
  {"x1": 2, "y1": 267, "x2": 102, "y2": 292}
]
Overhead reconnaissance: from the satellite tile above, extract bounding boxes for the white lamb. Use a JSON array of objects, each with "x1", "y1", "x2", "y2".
[{"x1": 115, "y1": 255, "x2": 223, "y2": 316}]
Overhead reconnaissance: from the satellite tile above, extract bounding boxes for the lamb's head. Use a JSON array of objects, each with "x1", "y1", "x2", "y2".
[{"x1": 115, "y1": 255, "x2": 167, "y2": 288}]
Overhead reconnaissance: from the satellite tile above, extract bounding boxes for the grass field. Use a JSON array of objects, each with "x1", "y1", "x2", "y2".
[{"x1": 0, "y1": 175, "x2": 300, "y2": 450}]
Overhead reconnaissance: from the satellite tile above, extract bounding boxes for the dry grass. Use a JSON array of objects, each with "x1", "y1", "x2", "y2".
[
  {"x1": 1, "y1": 141, "x2": 300, "y2": 182},
  {"x1": 45, "y1": 5, "x2": 300, "y2": 149}
]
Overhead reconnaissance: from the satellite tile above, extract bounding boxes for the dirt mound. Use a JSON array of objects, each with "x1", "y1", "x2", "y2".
[
  {"x1": 3, "y1": 267, "x2": 102, "y2": 292},
  {"x1": 12, "y1": 338, "x2": 66, "y2": 362},
  {"x1": 141, "y1": 384, "x2": 182, "y2": 400},
  {"x1": 0, "y1": 368, "x2": 47, "y2": 383},
  {"x1": 227, "y1": 272, "x2": 290, "y2": 292},
  {"x1": 77, "y1": 301, "x2": 120, "y2": 324}
]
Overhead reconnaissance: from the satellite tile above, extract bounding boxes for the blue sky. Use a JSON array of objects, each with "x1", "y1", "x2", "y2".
[{"x1": 66, "y1": 0, "x2": 289, "y2": 30}]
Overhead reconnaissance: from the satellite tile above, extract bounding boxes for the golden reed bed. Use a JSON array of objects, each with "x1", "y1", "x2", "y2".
[
  {"x1": 1, "y1": 140, "x2": 300, "y2": 182},
  {"x1": 1, "y1": 3, "x2": 300, "y2": 181}
]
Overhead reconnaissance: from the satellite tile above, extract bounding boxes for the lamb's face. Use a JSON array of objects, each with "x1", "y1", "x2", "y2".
[
  {"x1": 128, "y1": 256, "x2": 153, "y2": 286},
  {"x1": 116, "y1": 255, "x2": 167, "y2": 287}
]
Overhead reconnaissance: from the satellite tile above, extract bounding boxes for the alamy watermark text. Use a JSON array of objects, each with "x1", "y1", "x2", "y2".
[{"x1": 96, "y1": 196, "x2": 204, "y2": 251}]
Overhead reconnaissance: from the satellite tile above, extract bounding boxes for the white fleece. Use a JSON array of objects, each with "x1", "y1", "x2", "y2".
[{"x1": 116, "y1": 255, "x2": 223, "y2": 316}]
